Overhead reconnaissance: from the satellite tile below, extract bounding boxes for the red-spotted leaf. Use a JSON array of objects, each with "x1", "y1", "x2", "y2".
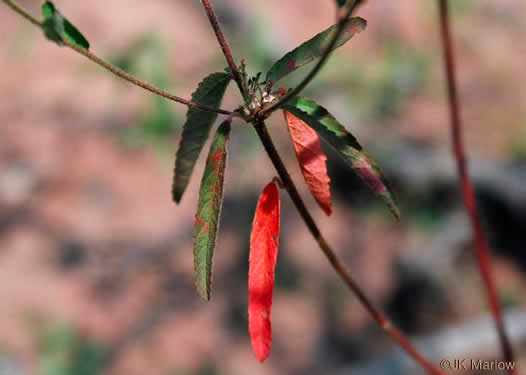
[
  {"x1": 284, "y1": 111, "x2": 332, "y2": 216},
  {"x1": 173, "y1": 72, "x2": 231, "y2": 203},
  {"x1": 264, "y1": 17, "x2": 366, "y2": 86},
  {"x1": 193, "y1": 121, "x2": 231, "y2": 300},
  {"x1": 282, "y1": 97, "x2": 399, "y2": 219},
  {"x1": 248, "y1": 181, "x2": 280, "y2": 362}
]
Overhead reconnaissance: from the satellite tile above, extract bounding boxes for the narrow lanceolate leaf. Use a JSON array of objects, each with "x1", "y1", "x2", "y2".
[
  {"x1": 172, "y1": 73, "x2": 231, "y2": 203},
  {"x1": 264, "y1": 17, "x2": 366, "y2": 85},
  {"x1": 283, "y1": 97, "x2": 399, "y2": 219},
  {"x1": 193, "y1": 121, "x2": 231, "y2": 300},
  {"x1": 284, "y1": 111, "x2": 332, "y2": 216},
  {"x1": 249, "y1": 181, "x2": 280, "y2": 362},
  {"x1": 336, "y1": 0, "x2": 363, "y2": 8},
  {"x1": 42, "y1": 1, "x2": 90, "y2": 49}
]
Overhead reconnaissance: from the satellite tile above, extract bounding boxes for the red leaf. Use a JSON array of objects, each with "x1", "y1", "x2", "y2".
[
  {"x1": 248, "y1": 181, "x2": 280, "y2": 362},
  {"x1": 284, "y1": 111, "x2": 332, "y2": 216}
]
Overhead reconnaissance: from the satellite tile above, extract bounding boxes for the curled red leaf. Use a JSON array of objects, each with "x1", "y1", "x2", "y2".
[
  {"x1": 248, "y1": 181, "x2": 280, "y2": 362},
  {"x1": 284, "y1": 111, "x2": 332, "y2": 216}
]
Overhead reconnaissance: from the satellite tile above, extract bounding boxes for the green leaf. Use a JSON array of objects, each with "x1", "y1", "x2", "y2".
[
  {"x1": 42, "y1": 2, "x2": 63, "y2": 45},
  {"x1": 193, "y1": 121, "x2": 231, "y2": 300},
  {"x1": 283, "y1": 97, "x2": 399, "y2": 219},
  {"x1": 264, "y1": 17, "x2": 366, "y2": 85},
  {"x1": 172, "y1": 72, "x2": 231, "y2": 203},
  {"x1": 41, "y1": 1, "x2": 90, "y2": 49},
  {"x1": 336, "y1": 0, "x2": 362, "y2": 9}
]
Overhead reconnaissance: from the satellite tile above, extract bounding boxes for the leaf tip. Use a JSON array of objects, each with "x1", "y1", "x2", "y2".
[
  {"x1": 255, "y1": 349, "x2": 270, "y2": 363},
  {"x1": 193, "y1": 266, "x2": 212, "y2": 302},
  {"x1": 378, "y1": 184, "x2": 400, "y2": 220},
  {"x1": 389, "y1": 202, "x2": 400, "y2": 220},
  {"x1": 345, "y1": 17, "x2": 367, "y2": 36},
  {"x1": 172, "y1": 185, "x2": 183, "y2": 204},
  {"x1": 217, "y1": 119, "x2": 232, "y2": 136},
  {"x1": 195, "y1": 281, "x2": 210, "y2": 302},
  {"x1": 197, "y1": 289, "x2": 211, "y2": 301},
  {"x1": 42, "y1": 1, "x2": 54, "y2": 12}
]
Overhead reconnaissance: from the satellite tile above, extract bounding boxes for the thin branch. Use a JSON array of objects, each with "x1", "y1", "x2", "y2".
[
  {"x1": 253, "y1": 119, "x2": 445, "y2": 375},
  {"x1": 62, "y1": 39, "x2": 235, "y2": 116},
  {"x1": 437, "y1": 1, "x2": 517, "y2": 373},
  {"x1": 3, "y1": 0, "x2": 41, "y2": 27},
  {"x1": 261, "y1": 0, "x2": 363, "y2": 115},
  {"x1": 2, "y1": 0, "x2": 236, "y2": 117},
  {"x1": 201, "y1": 0, "x2": 249, "y2": 103}
]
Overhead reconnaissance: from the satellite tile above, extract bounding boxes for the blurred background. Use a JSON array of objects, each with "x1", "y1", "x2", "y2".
[{"x1": 1, "y1": 0, "x2": 526, "y2": 374}]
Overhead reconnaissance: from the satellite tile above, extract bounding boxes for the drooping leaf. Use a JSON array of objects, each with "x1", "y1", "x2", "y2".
[
  {"x1": 193, "y1": 121, "x2": 231, "y2": 300},
  {"x1": 42, "y1": 1, "x2": 90, "y2": 49},
  {"x1": 249, "y1": 181, "x2": 280, "y2": 362},
  {"x1": 284, "y1": 111, "x2": 332, "y2": 216},
  {"x1": 172, "y1": 73, "x2": 231, "y2": 203},
  {"x1": 264, "y1": 17, "x2": 366, "y2": 86},
  {"x1": 283, "y1": 97, "x2": 399, "y2": 219}
]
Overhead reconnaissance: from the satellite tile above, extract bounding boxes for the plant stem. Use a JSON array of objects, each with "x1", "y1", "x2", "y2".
[
  {"x1": 62, "y1": 39, "x2": 235, "y2": 116},
  {"x1": 2, "y1": 0, "x2": 236, "y2": 117},
  {"x1": 201, "y1": 0, "x2": 248, "y2": 102},
  {"x1": 3, "y1": 0, "x2": 41, "y2": 27},
  {"x1": 253, "y1": 120, "x2": 445, "y2": 375},
  {"x1": 262, "y1": 0, "x2": 363, "y2": 115},
  {"x1": 437, "y1": 1, "x2": 516, "y2": 373}
]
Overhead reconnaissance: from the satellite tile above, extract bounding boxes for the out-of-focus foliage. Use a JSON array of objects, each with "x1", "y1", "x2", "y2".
[
  {"x1": 39, "y1": 324, "x2": 104, "y2": 375},
  {"x1": 112, "y1": 35, "x2": 181, "y2": 149},
  {"x1": 309, "y1": 42, "x2": 429, "y2": 119}
]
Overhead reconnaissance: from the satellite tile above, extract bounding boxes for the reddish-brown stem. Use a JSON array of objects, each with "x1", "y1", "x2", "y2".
[
  {"x1": 3, "y1": 0, "x2": 41, "y2": 26},
  {"x1": 63, "y1": 39, "x2": 235, "y2": 116},
  {"x1": 254, "y1": 120, "x2": 445, "y2": 375},
  {"x1": 437, "y1": 1, "x2": 516, "y2": 372},
  {"x1": 200, "y1": 0, "x2": 248, "y2": 102},
  {"x1": 2, "y1": 0, "x2": 235, "y2": 117}
]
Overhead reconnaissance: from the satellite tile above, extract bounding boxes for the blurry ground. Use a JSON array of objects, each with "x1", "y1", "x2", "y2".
[{"x1": 1, "y1": 1, "x2": 526, "y2": 374}]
